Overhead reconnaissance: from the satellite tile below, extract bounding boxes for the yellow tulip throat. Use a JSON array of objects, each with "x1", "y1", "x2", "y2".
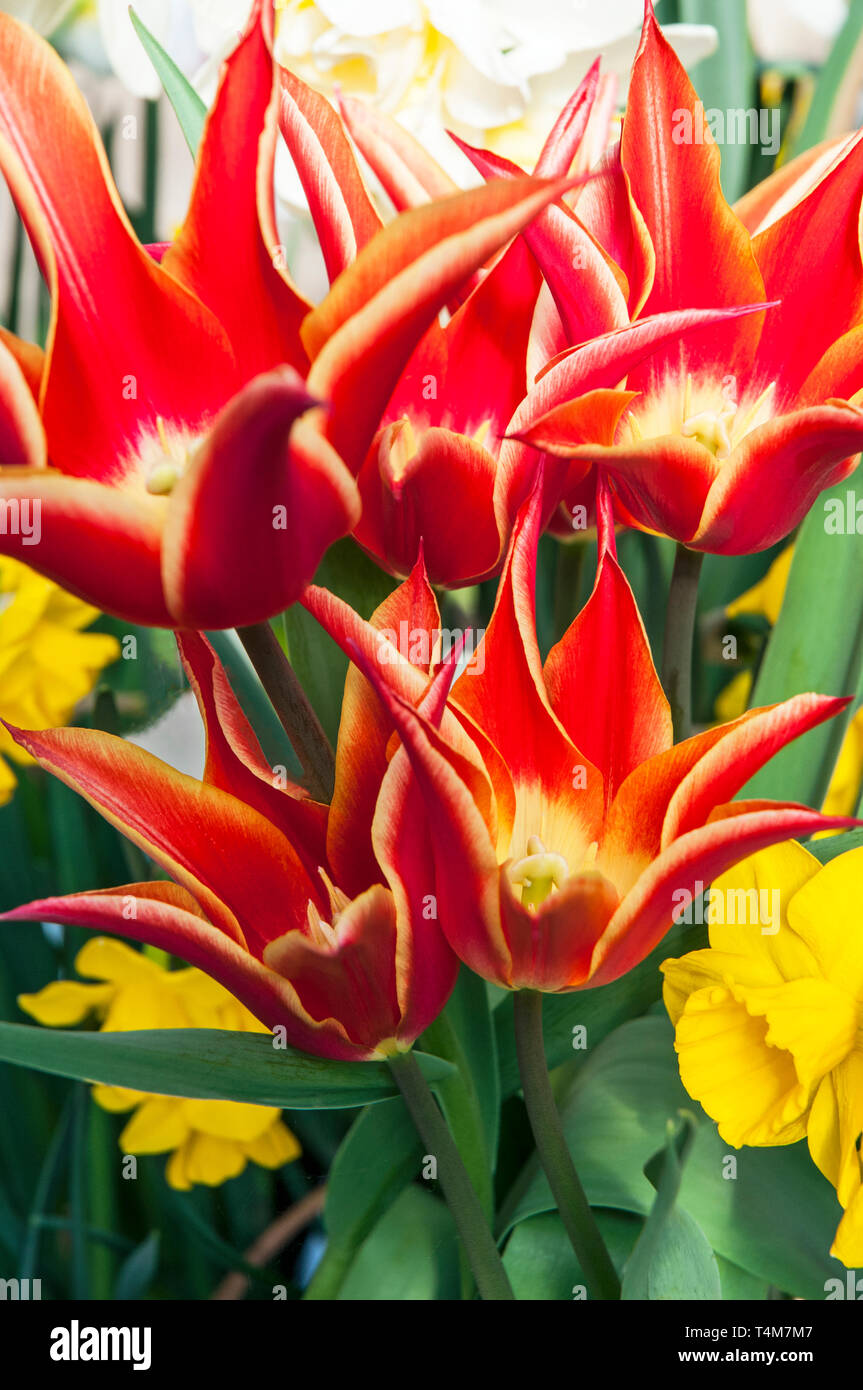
[
  {"x1": 624, "y1": 375, "x2": 776, "y2": 462},
  {"x1": 142, "y1": 417, "x2": 201, "y2": 496}
]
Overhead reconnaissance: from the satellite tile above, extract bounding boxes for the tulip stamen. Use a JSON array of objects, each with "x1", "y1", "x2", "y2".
[{"x1": 510, "y1": 834, "x2": 569, "y2": 908}]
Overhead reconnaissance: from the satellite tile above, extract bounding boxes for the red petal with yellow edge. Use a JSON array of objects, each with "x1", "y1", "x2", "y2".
[
  {"x1": 263, "y1": 885, "x2": 402, "y2": 1053},
  {"x1": 4, "y1": 723, "x2": 316, "y2": 956},
  {"x1": 451, "y1": 484, "x2": 603, "y2": 845},
  {"x1": 589, "y1": 806, "x2": 860, "y2": 988},
  {"x1": 0, "y1": 337, "x2": 44, "y2": 465},
  {"x1": 501, "y1": 868, "x2": 620, "y2": 992},
  {"x1": 161, "y1": 369, "x2": 359, "y2": 628},
  {"x1": 164, "y1": 2, "x2": 309, "y2": 378},
  {"x1": 752, "y1": 130, "x2": 863, "y2": 393},
  {"x1": 691, "y1": 405, "x2": 863, "y2": 553},
  {"x1": 621, "y1": 4, "x2": 766, "y2": 383},
  {"x1": 0, "y1": 469, "x2": 170, "y2": 624},
  {"x1": 372, "y1": 732, "x2": 460, "y2": 1041},
  {"x1": 500, "y1": 302, "x2": 768, "y2": 539},
  {"x1": 544, "y1": 492, "x2": 670, "y2": 811},
  {"x1": 735, "y1": 134, "x2": 852, "y2": 235},
  {"x1": 327, "y1": 555, "x2": 440, "y2": 897},
  {"x1": 176, "y1": 632, "x2": 328, "y2": 879},
  {"x1": 0, "y1": 14, "x2": 236, "y2": 483},
  {"x1": 303, "y1": 175, "x2": 585, "y2": 474},
  {"x1": 569, "y1": 435, "x2": 718, "y2": 543},
  {"x1": 450, "y1": 131, "x2": 628, "y2": 343},
  {"x1": 355, "y1": 424, "x2": 502, "y2": 586},
  {"x1": 512, "y1": 389, "x2": 639, "y2": 454},
  {"x1": 352, "y1": 655, "x2": 511, "y2": 988},
  {"x1": 278, "y1": 70, "x2": 382, "y2": 284},
  {"x1": 661, "y1": 694, "x2": 852, "y2": 848},
  {"x1": 338, "y1": 94, "x2": 458, "y2": 212},
  {"x1": 599, "y1": 711, "x2": 768, "y2": 878},
  {"x1": 0, "y1": 884, "x2": 376, "y2": 1061},
  {"x1": 576, "y1": 143, "x2": 655, "y2": 317},
  {"x1": 0, "y1": 325, "x2": 43, "y2": 399},
  {"x1": 534, "y1": 62, "x2": 601, "y2": 176}
]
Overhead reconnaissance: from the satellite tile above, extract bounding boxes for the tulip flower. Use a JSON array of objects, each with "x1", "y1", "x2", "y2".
[
  {"x1": 662, "y1": 841, "x2": 863, "y2": 1267},
  {"x1": 0, "y1": 598, "x2": 461, "y2": 1060},
  {"x1": 310, "y1": 474, "x2": 860, "y2": 993},
  {"x1": 309, "y1": 69, "x2": 771, "y2": 584},
  {"x1": 513, "y1": 1, "x2": 863, "y2": 555},
  {"x1": 0, "y1": 4, "x2": 579, "y2": 625}
]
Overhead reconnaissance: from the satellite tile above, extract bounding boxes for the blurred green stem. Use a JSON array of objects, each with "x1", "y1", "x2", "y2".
[
  {"x1": 388, "y1": 1051, "x2": 515, "y2": 1301},
  {"x1": 553, "y1": 541, "x2": 586, "y2": 640},
  {"x1": 236, "y1": 621, "x2": 335, "y2": 800},
  {"x1": 661, "y1": 544, "x2": 705, "y2": 742},
  {"x1": 513, "y1": 991, "x2": 620, "y2": 1300}
]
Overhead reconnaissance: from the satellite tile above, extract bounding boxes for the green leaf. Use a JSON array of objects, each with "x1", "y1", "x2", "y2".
[
  {"x1": 789, "y1": 0, "x2": 863, "y2": 157},
  {"x1": 678, "y1": 1, "x2": 756, "y2": 202},
  {"x1": 503, "y1": 1016, "x2": 844, "y2": 1298},
  {"x1": 206, "y1": 628, "x2": 301, "y2": 775},
  {"x1": 622, "y1": 1113, "x2": 722, "y2": 1300},
  {"x1": 337, "y1": 1186, "x2": 461, "y2": 1300},
  {"x1": 0, "y1": 1023, "x2": 454, "y2": 1109},
  {"x1": 114, "y1": 1232, "x2": 161, "y2": 1301},
  {"x1": 502, "y1": 1210, "x2": 640, "y2": 1301},
  {"x1": 420, "y1": 967, "x2": 499, "y2": 1219},
  {"x1": 305, "y1": 1099, "x2": 420, "y2": 1299},
  {"x1": 129, "y1": 7, "x2": 206, "y2": 156},
  {"x1": 807, "y1": 828, "x2": 863, "y2": 865},
  {"x1": 746, "y1": 480, "x2": 863, "y2": 807}
]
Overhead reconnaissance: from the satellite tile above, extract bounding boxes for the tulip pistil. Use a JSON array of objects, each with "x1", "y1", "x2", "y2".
[{"x1": 510, "y1": 835, "x2": 569, "y2": 908}]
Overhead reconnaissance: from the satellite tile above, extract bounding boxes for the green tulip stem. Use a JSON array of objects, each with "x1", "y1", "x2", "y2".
[
  {"x1": 236, "y1": 621, "x2": 335, "y2": 801},
  {"x1": 513, "y1": 990, "x2": 620, "y2": 1300},
  {"x1": 388, "y1": 1050, "x2": 516, "y2": 1301},
  {"x1": 661, "y1": 543, "x2": 705, "y2": 743}
]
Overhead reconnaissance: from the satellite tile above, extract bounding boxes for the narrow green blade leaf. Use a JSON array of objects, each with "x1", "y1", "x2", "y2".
[
  {"x1": 789, "y1": 0, "x2": 863, "y2": 157},
  {"x1": 129, "y1": 7, "x2": 207, "y2": 157},
  {"x1": 0, "y1": 1023, "x2": 454, "y2": 1109},
  {"x1": 746, "y1": 481, "x2": 863, "y2": 806}
]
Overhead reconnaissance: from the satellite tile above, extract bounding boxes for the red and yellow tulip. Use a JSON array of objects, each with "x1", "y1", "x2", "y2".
[
  {"x1": 0, "y1": 597, "x2": 462, "y2": 1060},
  {"x1": 513, "y1": 1, "x2": 863, "y2": 555},
  {"x1": 309, "y1": 475, "x2": 859, "y2": 993},
  {"x1": 0, "y1": 2, "x2": 584, "y2": 624}
]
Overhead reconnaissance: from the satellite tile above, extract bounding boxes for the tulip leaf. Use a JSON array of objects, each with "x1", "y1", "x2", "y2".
[
  {"x1": 502, "y1": 1209, "x2": 639, "y2": 1301},
  {"x1": 807, "y1": 828, "x2": 863, "y2": 864},
  {"x1": 0, "y1": 1023, "x2": 454, "y2": 1109},
  {"x1": 503, "y1": 1017, "x2": 844, "y2": 1298},
  {"x1": 336, "y1": 1186, "x2": 461, "y2": 1300},
  {"x1": 114, "y1": 1231, "x2": 160, "y2": 1301},
  {"x1": 746, "y1": 481, "x2": 863, "y2": 807},
  {"x1": 129, "y1": 7, "x2": 207, "y2": 157},
  {"x1": 621, "y1": 1112, "x2": 722, "y2": 1300},
  {"x1": 305, "y1": 1099, "x2": 420, "y2": 1299},
  {"x1": 789, "y1": 0, "x2": 863, "y2": 158}
]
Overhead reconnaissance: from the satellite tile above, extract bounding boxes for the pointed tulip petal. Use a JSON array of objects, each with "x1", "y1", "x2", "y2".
[
  {"x1": 278, "y1": 69, "x2": 382, "y2": 283},
  {"x1": 4, "y1": 723, "x2": 315, "y2": 954},
  {"x1": 164, "y1": 3, "x2": 310, "y2": 377}
]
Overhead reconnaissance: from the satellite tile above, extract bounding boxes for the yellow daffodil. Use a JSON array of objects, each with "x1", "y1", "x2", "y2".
[
  {"x1": 0, "y1": 556, "x2": 119, "y2": 804},
  {"x1": 19, "y1": 937, "x2": 301, "y2": 1190},
  {"x1": 718, "y1": 545, "x2": 863, "y2": 820},
  {"x1": 726, "y1": 545, "x2": 795, "y2": 627},
  {"x1": 661, "y1": 843, "x2": 863, "y2": 1267}
]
